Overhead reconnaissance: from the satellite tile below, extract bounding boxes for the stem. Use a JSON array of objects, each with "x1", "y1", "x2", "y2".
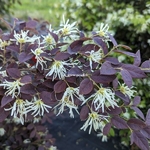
[
  {"x1": 102, "y1": 44, "x2": 127, "y2": 59},
  {"x1": 19, "y1": 43, "x2": 22, "y2": 53},
  {"x1": 88, "y1": 76, "x2": 100, "y2": 89},
  {"x1": 3, "y1": 47, "x2": 6, "y2": 63},
  {"x1": 64, "y1": 79, "x2": 70, "y2": 87}
]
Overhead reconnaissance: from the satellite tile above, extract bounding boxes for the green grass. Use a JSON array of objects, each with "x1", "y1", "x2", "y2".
[{"x1": 10, "y1": 0, "x2": 65, "y2": 27}]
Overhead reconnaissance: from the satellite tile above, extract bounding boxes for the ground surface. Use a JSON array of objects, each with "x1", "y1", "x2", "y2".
[{"x1": 50, "y1": 112, "x2": 129, "y2": 150}]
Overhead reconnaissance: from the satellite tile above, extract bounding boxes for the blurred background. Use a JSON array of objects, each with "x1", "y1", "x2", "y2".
[
  {"x1": 1, "y1": 0, "x2": 149, "y2": 60},
  {"x1": 0, "y1": 0, "x2": 150, "y2": 149}
]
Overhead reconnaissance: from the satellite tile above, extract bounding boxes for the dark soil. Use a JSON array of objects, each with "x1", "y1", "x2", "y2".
[{"x1": 49, "y1": 112, "x2": 129, "y2": 150}]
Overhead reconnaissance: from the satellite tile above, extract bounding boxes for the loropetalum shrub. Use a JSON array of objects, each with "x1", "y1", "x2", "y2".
[{"x1": 0, "y1": 17, "x2": 150, "y2": 150}]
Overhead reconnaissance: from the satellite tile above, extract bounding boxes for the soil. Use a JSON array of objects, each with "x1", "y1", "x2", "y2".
[{"x1": 49, "y1": 112, "x2": 129, "y2": 150}]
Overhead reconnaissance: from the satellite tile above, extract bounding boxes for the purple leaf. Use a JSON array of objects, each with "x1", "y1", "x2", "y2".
[
  {"x1": 20, "y1": 75, "x2": 32, "y2": 83},
  {"x1": 67, "y1": 40, "x2": 83, "y2": 54},
  {"x1": 80, "y1": 44, "x2": 99, "y2": 54},
  {"x1": 79, "y1": 78, "x2": 93, "y2": 95},
  {"x1": 80, "y1": 105, "x2": 89, "y2": 121},
  {"x1": 132, "y1": 96, "x2": 141, "y2": 106},
  {"x1": 91, "y1": 75, "x2": 116, "y2": 84},
  {"x1": 26, "y1": 123, "x2": 34, "y2": 130},
  {"x1": 54, "y1": 52, "x2": 70, "y2": 60},
  {"x1": 108, "y1": 33, "x2": 117, "y2": 46},
  {"x1": 111, "y1": 116, "x2": 128, "y2": 129},
  {"x1": 0, "y1": 107, "x2": 9, "y2": 122},
  {"x1": 65, "y1": 76, "x2": 77, "y2": 83},
  {"x1": 6, "y1": 45, "x2": 20, "y2": 53},
  {"x1": 103, "y1": 123, "x2": 112, "y2": 135},
  {"x1": 0, "y1": 87, "x2": 5, "y2": 95},
  {"x1": 7, "y1": 63, "x2": 18, "y2": 69},
  {"x1": 141, "y1": 60, "x2": 150, "y2": 73},
  {"x1": 131, "y1": 131, "x2": 149, "y2": 150},
  {"x1": 40, "y1": 91, "x2": 51, "y2": 105},
  {"x1": 121, "y1": 69, "x2": 132, "y2": 87},
  {"x1": 67, "y1": 67, "x2": 83, "y2": 77},
  {"x1": 93, "y1": 37, "x2": 108, "y2": 55},
  {"x1": 146, "y1": 109, "x2": 150, "y2": 125},
  {"x1": 21, "y1": 84, "x2": 36, "y2": 95},
  {"x1": 134, "y1": 50, "x2": 141, "y2": 66},
  {"x1": 140, "y1": 126, "x2": 150, "y2": 139},
  {"x1": 101, "y1": 62, "x2": 117, "y2": 75},
  {"x1": 107, "y1": 106, "x2": 122, "y2": 115},
  {"x1": 30, "y1": 129, "x2": 36, "y2": 138},
  {"x1": 112, "y1": 78, "x2": 118, "y2": 89},
  {"x1": 54, "y1": 80, "x2": 66, "y2": 93},
  {"x1": 18, "y1": 52, "x2": 33, "y2": 63},
  {"x1": 131, "y1": 106, "x2": 145, "y2": 120},
  {"x1": 1, "y1": 95, "x2": 14, "y2": 107},
  {"x1": 26, "y1": 20, "x2": 37, "y2": 28},
  {"x1": 50, "y1": 92, "x2": 59, "y2": 103},
  {"x1": 6, "y1": 68, "x2": 20, "y2": 79},
  {"x1": 36, "y1": 83, "x2": 49, "y2": 92},
  {"x1": 122, "y1": 64, "x2": 146, "y2": 78},
  {"x1": 127, "y1": 118, "x2": 146, "y2": 130},
  {"x1": 21, "y1": 93, "x2": 32, "y2": 100},
  {"x1": 115, "y1": 91, "x2": 130, "y2": 103},
  {"x1": 50, "y1": 32, "x2": 58, "y2": 42},
  {"x1": 79, "y1": 31, "x2": 85, "y2": 38},
  {"x1": 43, "y1": 80, "x2": 54, "y2": 89},
  {"x1": 105, "y1": 57, "x2": 120, "y2": 65}
]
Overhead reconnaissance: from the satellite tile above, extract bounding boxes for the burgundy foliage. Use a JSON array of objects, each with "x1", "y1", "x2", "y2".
[{"x1": 0, "y1": 18, "x2": 150, "y2": 150}]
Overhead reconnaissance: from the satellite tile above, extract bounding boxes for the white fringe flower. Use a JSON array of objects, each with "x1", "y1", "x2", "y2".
[
  {"x1": 62, "y1": 87, "x2": 85, "y2": 103},
  {"x1": 55, "y1": 96, "x2": 79, "y2": 118},
  {"x1": 33, "y1": 117, "x2": 41, "y2": 123},
  {"x1": 0, "y1": 128, "x2": 5, "y2": 136},
  {"x1": 58, "y1": 15, "x2": 78, "y2": 36},
  {"x1": 23, "y1": 139, "x2": 31, "y2": 144},
  {"x1": 97, "y1": 23, "x2": 109, "y2": 38},
  {"x1": 31, "y1": 47, "x2": 47, "y2": 70},
  {"x1": 5, "y1": 98, "x2": 26, "y2": 124},
  {"x1": 49, "y1": 146, "x2": 57, "y2": 150},
  {"x1": 25, "y1": 97, "x2": 52, "y2": 117},
  {"x1": 11, "y1": 30, "x2": 39, "y2": 45},
  {"x1": 13, "y1": 117, "x2": 23, "y2": 124},
  {"x1": 119, "y1": 83, "x2": 136, "y2": 99},
  {"x1": 0, "y1": 39, "x2": 10, "y2": 50},
  {"x1": 41, "y1": 33, "x2": 55, "y2": 48},
  {"x1": 86, "y1": 49, "x2": 103, "y2": 69},
  {"x1": 97, "y1": 133, "x2": 108, "y2": 142},
  {"x1": 46, "y1": 60, "x2": 73, "y2": 80},
  {"x1": 0, "y1": 79, "x2": 24, "y2": 98},
  {"x1": 83, "y1": 86, "x2": 118, "y2": 112},
  {"x1": 80, "y1": 111, "x2": 109, "y2": 134},
  {"x1": 0, "y1": 67, "x2": 8, "y2": 77}
]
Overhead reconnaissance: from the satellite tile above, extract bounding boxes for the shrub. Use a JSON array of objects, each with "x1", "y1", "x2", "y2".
[
  {"x1": 0, "y1": 16, "x2": 150, "y2": 150},
  {"x1": 0, "y1": 0, "x2": 20, "y2": 16}
]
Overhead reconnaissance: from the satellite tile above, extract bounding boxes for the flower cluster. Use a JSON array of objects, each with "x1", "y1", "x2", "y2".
[
  {"x1": 80, "y1": 111, "x2": 109, "y2": 134},
  {"x1": 0, "y1": 79, "x2": 24, "y2": 98},
  {"x1": 0, "y1": 16, "x2": 149, "y2": 150}
]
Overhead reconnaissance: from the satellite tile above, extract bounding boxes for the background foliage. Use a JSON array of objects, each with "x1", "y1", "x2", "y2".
[
  {"x1": 62, "y1": 0, "x2": 150, "y2": 60},
  {"x1": 0, "y1": 0, "x2": 20, "y2": 16},
  {"x1": 9, "y1": 0, "x2": 63, "y2": 27}
]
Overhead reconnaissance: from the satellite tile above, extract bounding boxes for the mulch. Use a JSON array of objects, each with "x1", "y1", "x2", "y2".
[{"x1": 49, "y1": 112, "x2": 129, "y2": 150}]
